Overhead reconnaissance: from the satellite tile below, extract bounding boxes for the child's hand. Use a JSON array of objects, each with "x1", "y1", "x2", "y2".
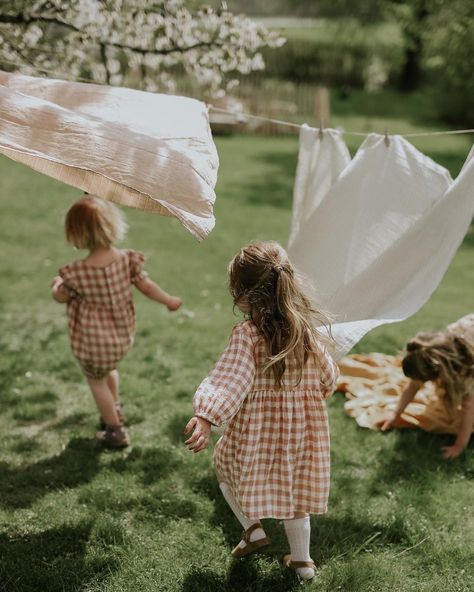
[
  {"x1": 51, "y1": 275, "x2": 63, "y2": 289},
  {"x1": 442, "y1": 443, "x2": 465, "y2": 460},
  {"x1": 375, "y1": 411, "x2": 397, "y2": 431},
  {"x1": 51, "y1": 276, "x2": 70, "y2": 303},
  {"x1": 183, "y1": 416, "x2": 211, "y2": 453},
  {"x1": 167, "y1": 296, "x2": 182, "y2": 311}
]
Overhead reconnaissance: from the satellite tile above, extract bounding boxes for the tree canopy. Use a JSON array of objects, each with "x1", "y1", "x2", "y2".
[{"x1": 0, "y1": 0, "x2": 284, "y2": 95}]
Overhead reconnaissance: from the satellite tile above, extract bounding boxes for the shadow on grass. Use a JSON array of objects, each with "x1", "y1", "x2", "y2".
[
  {"x1": 371, "y1": 429, "x2": 473, "y2": 492},
  {"x1": 109, "y1": 444, "x2": 182, "y2": 485},
  {"x1": 0, "y1": 521, "x2": 118, "y2": 592},
  {"x1": 181, "y1": 559, "x2": 299, "y2": 592},
  {"x1": 50, "y1": 411, "x2": 90, "y2": 431},
  {"x1": 194, "y1": 470, "x2": 414, "y2": 570},
  {"x1": 0, "y1": 438, "x2": 101, "y2": 508}
]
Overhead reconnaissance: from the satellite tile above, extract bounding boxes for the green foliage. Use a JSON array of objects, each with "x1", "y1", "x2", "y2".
[
  {"x1": 259, "y1": 19, "x2": 403, "y2": 88},
  {"x1": 0, "y1": 115, "x2": 472, "y2": 590},
  {"x1": 424, "y1": 0, "x2": 474, "y2": 125}
]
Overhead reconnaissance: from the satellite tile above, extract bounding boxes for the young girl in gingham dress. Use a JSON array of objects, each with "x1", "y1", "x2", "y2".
[
  {"x1": 184, "y1": 241, "x2": 339, "y2": 580},
  {"x1": 51, "y1": 195, "x2": 182, "y2": 448}
]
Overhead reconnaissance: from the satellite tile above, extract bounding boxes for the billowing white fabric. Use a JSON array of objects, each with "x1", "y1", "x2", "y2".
[
  {"x1": 288, "y1": 125, "x2": 350, "y2": 247},
  {"x1": 0, "y1": 71, "x2": 219, "y2": 240},
  {"x1": 289, "y1": 128, "x2": 474, "y2": 359}
]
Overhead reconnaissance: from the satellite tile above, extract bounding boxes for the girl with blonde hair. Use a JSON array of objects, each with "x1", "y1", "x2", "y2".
[
  {"x1": 52, "y1": 195, "x2": 182, "y2": 448},
  {"x1": 377, "y1": 314, "x2": 474, "y2": 458},
  {"x1": 184, "y1": 241, "x2": 339, "y2": 580}
]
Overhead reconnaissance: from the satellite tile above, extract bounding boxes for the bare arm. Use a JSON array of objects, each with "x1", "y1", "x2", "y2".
[
  {"x1": 51, "y1": 276, "x2": 70, "y2": 304},
  {"x1": 394, "y1": 379, "x2": 422, "y2": 417},
  {"x1": 377, "y1": 379, "x2": 422, "y2": 431},
  {"x1": 443, "y1": 394, "x2": 474, "y2": 459},
  {"x1": 134, "y1": 276, "x2": 182, "y2": 310}
]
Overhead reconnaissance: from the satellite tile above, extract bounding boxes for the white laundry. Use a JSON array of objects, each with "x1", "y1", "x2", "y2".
[
  {"x1": 288, "y1": 125, "x2": 351, "y2": 247},
  {"x1": 0, "y1": 71, "x2": 218, "y2": 240},
  {"x1": 288, "y1": 128, "x2": 474, "y2": 359}
]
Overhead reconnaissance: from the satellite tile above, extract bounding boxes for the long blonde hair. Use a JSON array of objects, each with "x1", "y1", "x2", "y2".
[
  {"x1": 228, "y1": 241, "x2": 333, "y2": 386},
  {"x1": 402, "y1": 331, "x2": 474, "y2": 405}
]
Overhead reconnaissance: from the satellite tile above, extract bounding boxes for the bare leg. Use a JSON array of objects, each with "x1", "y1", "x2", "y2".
[
  {"x1": 107, "y1": 370, "x2": 120, "y2": 403},
  {"x1": 87, "y1": 377, "x2": 121, "y2": 426}
]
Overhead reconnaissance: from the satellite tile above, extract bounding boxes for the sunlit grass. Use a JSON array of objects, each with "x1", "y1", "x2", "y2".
[{"x1": 0, "y1": 127, "x2": 472, "y2": 591}]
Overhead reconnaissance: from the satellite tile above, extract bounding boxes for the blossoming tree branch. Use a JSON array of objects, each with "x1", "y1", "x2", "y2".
[{"x1": 0, "y1": 0, "x2": 285, "y2": 95}]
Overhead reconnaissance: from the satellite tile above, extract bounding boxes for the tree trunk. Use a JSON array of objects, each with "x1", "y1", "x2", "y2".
[{"x1": 399, "y1": 0, "x2": 429, "y2": 92}]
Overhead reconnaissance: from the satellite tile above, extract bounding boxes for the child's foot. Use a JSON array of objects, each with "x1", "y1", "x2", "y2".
[
  {"x1": 282, "y1": 554, "x2": 316, "y2": 580},
  {"x1": 96, "y1": 424, "x2": 130, "y2": 448},
  {"x1": 232, "y1": 523, "x2": 271, "y2": 558}
]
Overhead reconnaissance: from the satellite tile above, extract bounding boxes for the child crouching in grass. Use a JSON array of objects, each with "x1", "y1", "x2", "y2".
[
  {"x1": 52, "y1": 195, "x2": 182, "y2": 448},
  {"x1": 184, "y1": 241, "x2": 339, "y2": 580}
]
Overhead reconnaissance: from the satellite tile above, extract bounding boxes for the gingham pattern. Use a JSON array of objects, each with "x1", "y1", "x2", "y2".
[
  {"x1": 193, "y1": 321, "x2": 339, "y2": 520},
  {"x1": 59, "y1": 250, "x2": 147, "y2": 379}
]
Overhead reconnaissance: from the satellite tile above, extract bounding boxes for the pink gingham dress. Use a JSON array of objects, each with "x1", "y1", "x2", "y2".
[
  {"x1": 193, "y1": 320, "x2": 339, "y2": 520},
  {"x1": 59, "y1": 250, "x2": 147, "y2": 379}
]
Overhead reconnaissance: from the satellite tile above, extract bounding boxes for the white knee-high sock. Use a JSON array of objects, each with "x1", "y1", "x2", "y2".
[
  {"x1": 219, "y1": 483, "x2": 266, "y2": 544},
  {"x1": 283, "y1": 516, "x2": 315, "y2": 580}
]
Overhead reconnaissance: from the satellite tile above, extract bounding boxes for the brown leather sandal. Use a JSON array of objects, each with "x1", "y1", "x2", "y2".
[
  {"x1": 231, "y1": 523, "x2": 271, "y2": 558},
  {"x1": 282, "y1": 554, "x2": 316, "y2": 580}
]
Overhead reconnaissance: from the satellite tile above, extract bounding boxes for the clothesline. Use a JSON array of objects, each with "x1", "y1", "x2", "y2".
[
  {"x1": 208, "y1": 105, "x2": 474, "y2": 139},
  {"x1": 1, "y1": 60, "x2": 473, "y2": 140}
]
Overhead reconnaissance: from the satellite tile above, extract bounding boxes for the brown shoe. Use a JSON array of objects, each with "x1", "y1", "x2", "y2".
[
  {"x1": 231, "y1": 523, "x2": 271, "y2": 558},
  {"x1": 96, "y1": 424, "x2": 130, "y2": 448},
  {"x1": 282, "y1": 554, "x2": 316, "y2": 580}
]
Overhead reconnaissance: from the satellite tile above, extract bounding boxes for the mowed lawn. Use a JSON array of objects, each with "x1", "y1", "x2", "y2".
[{"x1": 0, "y1": 129, "x2": 472, "y2": 592}]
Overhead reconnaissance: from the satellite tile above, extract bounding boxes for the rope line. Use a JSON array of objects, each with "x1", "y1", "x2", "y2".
[{"x1": 208, "y1": 106, "x2": 474, "y2": 139}]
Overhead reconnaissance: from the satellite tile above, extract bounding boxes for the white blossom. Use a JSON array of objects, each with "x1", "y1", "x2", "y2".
[{"x1": 0, "y1": 0, "x2": 285, "y2": 95}]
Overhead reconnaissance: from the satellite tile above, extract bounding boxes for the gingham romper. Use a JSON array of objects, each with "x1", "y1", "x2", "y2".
[
  {"x1": 193, "y1": 320, "x2": 339, "y2": 520},
  {"x1": 59, "y1": 250, "x2": 147, "y2": 380}
]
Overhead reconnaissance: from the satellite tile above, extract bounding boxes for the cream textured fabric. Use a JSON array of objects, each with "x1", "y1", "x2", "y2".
[
  {"x1": 289, "y1": 128, "x2": 474, "y2": 358},
  {"x1": 0, "y1": 71, "x2": 218, "y2": 240}
]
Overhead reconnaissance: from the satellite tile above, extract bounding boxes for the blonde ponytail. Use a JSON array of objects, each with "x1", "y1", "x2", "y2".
[{"x1": 229, "y1": 241, "x2": 334, "y2": 386}]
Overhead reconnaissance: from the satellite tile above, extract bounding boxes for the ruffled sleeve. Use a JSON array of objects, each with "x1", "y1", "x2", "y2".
[
  {"x1": 128, "y1": 250, "x2": 148, "y2": 284},
  {"x1": 316, "y1": 340, "x2": 340, "y2": 398},
  {"x1": 193, "y1": 323, "x2": 256, "y2": 426},
  {"x1": 58, "y1": 263, "x2": 80, "y2": 298}
]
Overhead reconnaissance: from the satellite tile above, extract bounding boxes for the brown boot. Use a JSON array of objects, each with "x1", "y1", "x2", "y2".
[{"x1": 96, "y1": 424, "x2": 130, "y2": 448}]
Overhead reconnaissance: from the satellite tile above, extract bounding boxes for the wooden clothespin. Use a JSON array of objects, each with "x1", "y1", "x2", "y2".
[{"x1": 384, "y1": 128, "x2": 390, "y2": 147}]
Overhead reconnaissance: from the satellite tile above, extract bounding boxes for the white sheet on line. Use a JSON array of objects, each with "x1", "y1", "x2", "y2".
[
  {"x1": 288, "y1": 127, "x2": 474, "y2": 359},
  {"x1": 288, "y1": 125, "x2": 351, "y2": 247},
  {"x1": 0, "y1": 71, "x2": 219, "y2": 240}
]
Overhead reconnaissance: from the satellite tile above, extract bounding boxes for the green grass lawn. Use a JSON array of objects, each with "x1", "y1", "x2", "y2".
[{"x1": 0, "y1": 130, "x2": 472, "y2": 592}]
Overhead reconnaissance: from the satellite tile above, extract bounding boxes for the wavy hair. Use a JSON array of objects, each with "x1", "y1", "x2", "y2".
[
  {"x1": 402, "y1": 330, "x2": 474, "y2": 405},
  {"x1": 228, "y1": 241, "x2": 334, "y2": 386}
]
